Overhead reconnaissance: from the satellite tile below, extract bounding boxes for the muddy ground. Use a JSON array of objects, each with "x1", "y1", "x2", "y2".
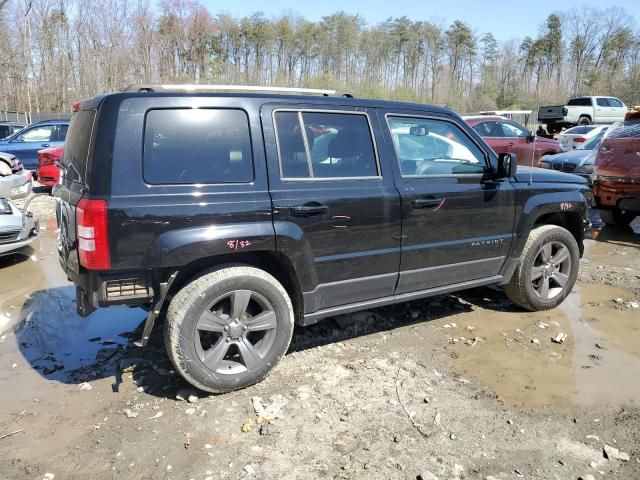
[{"x1": 0, "y1": 191, "x2": 639, "y2": 480}]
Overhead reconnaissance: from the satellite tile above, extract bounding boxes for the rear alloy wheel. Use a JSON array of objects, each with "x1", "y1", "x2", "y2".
[
  {"x1": 577, "y1": 116, "x2": 591, "y2": 126},
  {"x1": 165, "y1": 266, "x2": 294, "y2": 393},
  {"x1": 505, "y1": 225, "x2": 579, "y2": 311},
  {"x1": 599, "y1": 208, "x2": 636, "y2": 228}
]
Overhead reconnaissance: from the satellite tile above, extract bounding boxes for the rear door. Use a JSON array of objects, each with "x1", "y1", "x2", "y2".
[
  {"x1": 595, "y1": 97, "x2": 613, "y2": 123},
  {"x1": 262, "y1": 104, "x2": 401, "y2": 313},
  {"x1": 381, "y1": 110, "x2": 516, "y2": 294}
]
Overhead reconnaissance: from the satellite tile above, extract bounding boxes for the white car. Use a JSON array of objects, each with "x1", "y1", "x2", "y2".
[
  {"x1": 556, "y1": 125, "x2": 608, "y2": 151},
  {"x1": 0, "y1": 197, "x2": 39, "y2": 256}
]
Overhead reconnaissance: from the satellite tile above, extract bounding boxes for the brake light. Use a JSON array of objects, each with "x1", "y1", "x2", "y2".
[
  {"x1": 574, "y1": 137, "x2": 586, "y2": 143},
  {"x1": 38, "y1": 148, "x2": 63, "y2": 167},
  {"x1": 76, "y1": 198, "x2": 111, "y2": 270}
]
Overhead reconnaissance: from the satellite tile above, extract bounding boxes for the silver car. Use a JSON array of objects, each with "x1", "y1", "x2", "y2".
[
  {"x1": 0, "y1": 152, "x2": 33, "y2": 199},
  {"x1": 0, "y1": 197, "x2": 39, "y2": 256}
]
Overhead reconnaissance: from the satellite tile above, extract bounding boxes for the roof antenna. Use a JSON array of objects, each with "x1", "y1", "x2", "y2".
[{"x1": 529, "y1": 127, "x2": 536, "y2": 185}]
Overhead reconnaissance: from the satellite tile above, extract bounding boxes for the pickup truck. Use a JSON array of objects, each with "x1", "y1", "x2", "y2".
[{"x1": 538, "y1": 96, "x2": 628, "y2": 134}]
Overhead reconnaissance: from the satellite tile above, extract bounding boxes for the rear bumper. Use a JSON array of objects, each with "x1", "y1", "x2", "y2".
[
  {"x1": 66, "y1": 267, "x2": 156, "y2": 317},
  {"x1": 593, "y1": 178, "x2": 640, "y2": 211},
  {"x1": 37, "y1": 165, "x2": 60, "y2": 187}
]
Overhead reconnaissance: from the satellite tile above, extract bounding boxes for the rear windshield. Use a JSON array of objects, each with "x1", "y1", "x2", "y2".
[
  {"x1": 564, "y1": 126, "x2": 596, "y2": 135},
  {"x1": 567, "y1": 97, "x2": 592, "y2": 106},
  {"x1": 61, "y1": 110, "x2": 96, "y2": 184}
]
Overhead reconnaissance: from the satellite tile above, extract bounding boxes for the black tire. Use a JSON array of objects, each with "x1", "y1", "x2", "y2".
[
  {"x1": 505, "y1": 225, "x2": 579, "y2": 311},
  {"x1": 577, "y1": 116, "x2": 591, "y2": 126},
  {"x1": 599, "y1": 208, "x2": 636, "y2": 228},
  {"x1": 164, "y1": 266, "x2": 294, "y2": 393}
]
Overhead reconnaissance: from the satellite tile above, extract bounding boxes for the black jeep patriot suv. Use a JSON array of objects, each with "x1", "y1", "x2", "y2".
[{"x1": 55, "y1": 85, "x2": 590, "y2": 393}]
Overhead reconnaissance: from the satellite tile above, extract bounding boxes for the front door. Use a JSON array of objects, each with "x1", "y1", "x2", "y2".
[
  {"x1": 380, "y1": 110, "x2": 516, "y2": 294},
  {"x1": 501, "y1": 120, "x2": 536, "y2": 167},
  {"x1": 262, "y1": 104, "x2": 402, "y2": 313}
]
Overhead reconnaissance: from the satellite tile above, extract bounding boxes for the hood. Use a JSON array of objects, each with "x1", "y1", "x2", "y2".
[
  {"x1": 546, "y1": 149, "x2": 595, "y2": 165},
  {"x1": 514, "y1": 166, "x2": 587, "y2": 184}
]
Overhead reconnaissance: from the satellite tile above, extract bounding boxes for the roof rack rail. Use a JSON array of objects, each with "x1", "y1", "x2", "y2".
[{"x1": 123, "y1": 84, "x2": 353, "y2": 97}]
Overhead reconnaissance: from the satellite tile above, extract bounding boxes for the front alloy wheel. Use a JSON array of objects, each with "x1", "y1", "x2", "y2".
[
  {"x1": 505, "y1": 224, "x2": 579, "y2": 311},
  {"x1": 530, "y1": 241, "x2": 571, "y2": 300}
]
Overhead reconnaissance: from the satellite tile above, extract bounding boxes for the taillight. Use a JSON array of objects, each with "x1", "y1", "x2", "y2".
[
  {"x1": 574, "y1": 137, "x2": 586, "y2": 143},
  {"x1": 76, "y1": 198, "x2": 111, "y2": 270},
  {"x1": 38, "y1": 152, "x2": 54, "y2": 167}
]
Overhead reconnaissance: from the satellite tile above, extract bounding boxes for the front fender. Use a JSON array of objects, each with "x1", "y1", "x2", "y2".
[
  {"x1": 142, "y1": 221, "x2": 276, "y2": 267},
  {"x1": 511, "y1": 186, "x2": 589, "y2": 258}
]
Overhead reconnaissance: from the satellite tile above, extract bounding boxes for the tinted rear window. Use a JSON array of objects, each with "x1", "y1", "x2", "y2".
[
  {"x1": 567, "y1": 98, "x2": 592, "y2": 106},
  {"x1": 143, "y1": 109, "x2": 253, "y2": 185},
  {"x1": 61, "y1": 110, "x2": 96, "y2": 184},
  {"x1": 565, "y1": 126, "x2": 596, "y2": 135}
]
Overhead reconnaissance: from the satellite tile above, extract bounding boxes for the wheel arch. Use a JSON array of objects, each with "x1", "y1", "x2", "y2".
[{"x1": 166, "y1": 250, "x2": 305, "y2": 324}]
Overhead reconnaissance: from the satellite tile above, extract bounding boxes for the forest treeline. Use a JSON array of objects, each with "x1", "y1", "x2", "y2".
[{"x1": 0, "y1": 0, "x2": 639, "y2": 113}]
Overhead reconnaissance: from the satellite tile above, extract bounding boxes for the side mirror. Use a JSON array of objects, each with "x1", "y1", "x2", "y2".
[
  {"x1": 497, "y1": 153, "x2": 517, "y2": 178},
  {"x1": 525, "y1": 131, "x2": 535, "y2": 143},
  {"x1": 409, "y1": 126, "x2": 429, "y2": 136}
]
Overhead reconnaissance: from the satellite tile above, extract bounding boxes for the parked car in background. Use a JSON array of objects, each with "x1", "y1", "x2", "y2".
[
  {"x1": 0, "y1": 197, "x2": 39, "y2": 256},
  {"x1": 556, "y1": 125, "x2": 608, "y2": 151},
  {"x1": 592, "y1": 107, "x2": 640, "y2": 228},
  {"x1": 538, "y1": 129, "x2": 607, "y2": 183},
  {"x1": 464, "y1": 115, "x2": 562, "y2": 166},
  {"x1": 0, "y1": 120, "x2": 69, "y2": 173},
  {"x1": 0, "y1": 122, "x2": 25, "y2": 139},
  {"x1": 538, "y1": 96, "x2": 629, "y2": 133},
  {"x1": 0, "y1": 152, "x2": 33, "y2": 199},
  {"x1": 37, "y1": 145, "x2": 63, "y2": 188}
]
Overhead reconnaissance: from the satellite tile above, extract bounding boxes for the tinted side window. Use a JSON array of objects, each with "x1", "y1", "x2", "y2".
[
  {"x1": 608, "y1": 98, "x2": 623, "y2": 108},
  {"x1": 61, "y1": 110, "x2": 96, "y2": 184},
  {"x1": 275, "y1": 111, "x2": 378, "y2": 179},
  {"x1": 568, "y1": 97, "x2": 592, "y2": 106},
  {"x1": 57, "y1": 124, "x2": 69, "y2": 141},
  {"x1": 501, "y1": 122, "x2": 528, "y2": 137},
  {"x1": 143, "y1": 109, "x2": 253, "y2": 185},
  {"x1": 473, "y1": 121, "x2": 503, "y2": 137},
  {"x1": 18, "y1": 125, "x2": 55, "y2": 142},
  {"x1": 596, "y1": 98, "x2": 609, "y2": 107},
  {"x1": 388, "y1": 116, "x2": 487, "y2": 176}
]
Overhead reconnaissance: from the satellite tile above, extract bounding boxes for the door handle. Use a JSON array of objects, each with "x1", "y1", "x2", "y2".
[
  {"x1": 288, "y1": 203, "x2": 329, "y2": 217},
  {"x1": 41, "y1": 143, "x2": 50, "y2": 148},
  {"x1": 507, "y1": 142, "x2": 515, "y2": 147},
  {"x1": 412, "y1": 198, "x2": 443, "y2": 209}
]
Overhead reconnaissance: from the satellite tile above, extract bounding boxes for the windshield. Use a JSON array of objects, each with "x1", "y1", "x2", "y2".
[{"x1": 578, "y1": 130, "x2": 606, "y2": 150}]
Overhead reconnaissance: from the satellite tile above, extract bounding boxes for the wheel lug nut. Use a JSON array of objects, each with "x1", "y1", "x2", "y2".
[
  {"x1": 226, "y1": 337, "x2": 230, "y2": 342},
  {"x1": 224, "y1": 325, "x2": 229, "y2": 331},
  {"x1": 243, "y1": 326, "x2": 248, "y2": 331}
]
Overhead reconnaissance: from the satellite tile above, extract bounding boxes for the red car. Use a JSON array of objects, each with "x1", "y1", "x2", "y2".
[
  {"x1": 593, "y1": 107, "x2": 640, "y2": 227},
  {"x1": 37, "y1": 145, "x2": 63, "y2": 187},
  {"x1": 464, "y1": 116, "x2": 562, "y2": 166}
]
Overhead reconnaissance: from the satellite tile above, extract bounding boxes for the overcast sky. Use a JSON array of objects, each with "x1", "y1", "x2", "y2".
[{"x1": 199, "y1": 0, "x2": 638, "y2": 40}]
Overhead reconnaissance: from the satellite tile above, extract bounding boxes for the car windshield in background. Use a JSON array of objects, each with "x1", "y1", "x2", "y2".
[{"x1": 578, "y1": 130, "x2": 607, "y2": 150}]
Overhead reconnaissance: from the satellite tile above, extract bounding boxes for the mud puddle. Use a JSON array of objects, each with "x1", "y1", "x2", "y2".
[
  {"x1": 444, "y1": 303, "x2": 575, "y2": 408},
  {"x1": 0, "y1": 222, "x2": 145, "y2": 381}
]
